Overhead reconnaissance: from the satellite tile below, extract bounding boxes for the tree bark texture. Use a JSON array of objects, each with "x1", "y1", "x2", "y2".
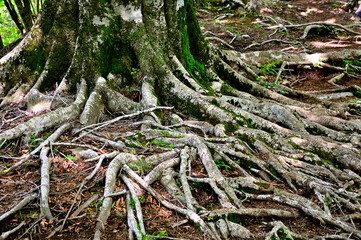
[
  {"x1": 4, "y1": 0, "x2": 25, "y2": 34},
  {"x1": 14, "y1": 0, "x2": 33, "y2": 32},
  {"x1": 1, "y1": 0, "x2": 361, "y2": 239}
]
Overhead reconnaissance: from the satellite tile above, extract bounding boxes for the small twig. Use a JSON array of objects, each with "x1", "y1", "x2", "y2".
[
  {"x1": 328, "y1": 73, "x2": 345, "y2": 85},
  {"x1": 73, "y1": 106, "x2": 173, "y2": 142},
  {"x1": 290, "y1": 77, "x2": 307, "y2": 87},
  {"x1": 300, "y1": 24, "x2": 322, "y2": 39},
  {"x1": 84, "y1": 151, "x2": 118, "y2": 162},
  {"x1": 52, "y1": 142, "x2": 100, "y2": 152},
  {"x1": 71, "y1": 193, "x2": 99, "y2": 218},
  {"x1": 269, "y1": 21, "x2": 361, "y2": 36},
  {"x1": 60, "y1": 156, "x2": 106, "y2": 231},
  {"x1": 245, "y1": 39, "x2": 298, "y2": 50},
  {"x1": 102, "y1": 189, "x2": 127, "y2": 199},
  {"x1": 0, "y1": 123, "x2": 71, "y2": 175},
  {"x1": 50, "y1": 82, "x2": 59, "y2": 107},
  {"x1": 205, "y1": 37, "x2": 234, "y2": 49},
  {"x1": 275, "y1": 61, "x2": 286, "y2": 85},
  {"x1": 229, "y1": 35, "x2": 237, "y2": 44},
  {"x1": 122, "y1": 175, "x2": 145, "y2": 234},
  {"x1": 225, "y1": 30, "x2": 238, "y2": 44},
  {"x1": 318, "y1": 62, "x2": 345, "y2": 71},
  {"x1": 18, "y1": 218, "x2": 43, "y2": 239},
  {"x1": 203, "y1": 31, "x2": 219, "y2": 37},
  {"x1": 214, "y1": 13, "x2": 233, "y2": 20}
]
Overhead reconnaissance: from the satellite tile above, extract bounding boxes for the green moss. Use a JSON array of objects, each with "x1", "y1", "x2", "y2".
[
  {"x1": 153, "y1": 109, "x2": 165, "y2": 122},
  {"x1": 307, "y1": 127, "x2": 322, "y2": 136},
  {"x1": 24, "y1": 46, "x2": 46, "y2": 73},
  {"x1": 287, "y1": 141, "x2": 299, "y2": 149},
  {"x1": 175, "y1": 0, "x2": 211, "y2": 87},
  {"x1": 235, "y1": 114, "x2": 254, "y2": 129},
  {"x1": 215, "y1": 61, "x2": 257, "y2": 94},
  {"x1": 228, "y1": 214, "x2": 243, "y2": 225},
  {"x1": 314, "y1": 149, "x2": 344, "y2": 169},
  {"x1": 106, "y1": 40, "x2": 135, "y2": 82},
  {"x1": 334, "y1": 58, "x2": 361, "y2": 74},
  {"x1": 220, "y1": 83, "x2": 236, "y2": 95},
  {"x1": 269, "y1": 166, "x2": 278, "y2": 177},
  {"x1": 184, "y1": 0, "x2": 209, "y2": 63},
  {"x1": 223, "y1": 121, "x2": 239, "y2": 133},
  {"x1": 181, "y1": 26, "x2": 210, "y2": 85},
  {"x1": 237, "y1": 187, "x2": 257, "y2": 194},
  {"x1": 315, "y1": 149, "x2": 333, "y2": 161},
  {"x1": 39, "y1": 43, "x2": 73, "y2": 90},
  {"x1": 38, "y1": 1, "x2": 59, "y2": 33},
  {"x1": 186, "y1": 100, "x2": 205, "y2": 119},
  {"x1": 255, "y1": 182, "x2": 271, "y2": 189},
  {"x1": 353, "y1": 90, "x2": 361, "y2": 98},
  {"x1": 99, "y1": 19, "x2": 142, "y2": 89}
]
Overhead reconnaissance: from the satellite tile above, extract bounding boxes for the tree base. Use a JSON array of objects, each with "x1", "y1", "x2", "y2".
[{"x1": 1, "y1": 0, "x2": 361, "y2": 239}]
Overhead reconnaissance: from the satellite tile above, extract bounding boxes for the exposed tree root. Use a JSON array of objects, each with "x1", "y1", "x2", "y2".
[
  {"x1": 0, "y1": 221, "x2": 25, "y2": 240},
  {"x1": 267, "y1": 21, "x2": 361, "y2": 39},
  {"x1": 0, "y1": 194, "x2": 37, "y2": 222},
  {"x1": 1, "y1": 0, "x2": 361, "y2": 239},
  {"x1": 265, "y1": 221, "x2": 304, "y2": 240}
]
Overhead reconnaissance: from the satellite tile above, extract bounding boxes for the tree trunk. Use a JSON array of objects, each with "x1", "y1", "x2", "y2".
[
  {"x1": 36, "y1": 0, "x2": 40, "y2": 13},
  {"x1": 0, "y1": 13, "x2": 4, "y2": 49},
  {"x1": 246, "y1": 0, "x2": 263, "y2": 14},
  {"x1": 0, "y1": 34, "x2": 4, "y2": 49},
  {"x1": 342, "y1": 0, "x2": 358, "y2": 11},
  {"x1": 14, "y1": 0, "x2": 34, "y2": 32},
  {"x1": 4, "y1": 0, "x2": 25, "y2": 34},
  {"x1": 1, "y1": 0, "x2": 361, "y2": 239}
]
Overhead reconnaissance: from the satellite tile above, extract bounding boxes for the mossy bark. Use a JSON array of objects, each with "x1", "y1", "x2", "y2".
[{"x1": 1, "y1": 0, "x2": 361, "y2": 239}]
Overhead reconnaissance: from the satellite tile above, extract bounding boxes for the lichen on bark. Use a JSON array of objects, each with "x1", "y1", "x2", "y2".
[{"x1": 1, "y1": 0, "x2": 361, "y2": 239}]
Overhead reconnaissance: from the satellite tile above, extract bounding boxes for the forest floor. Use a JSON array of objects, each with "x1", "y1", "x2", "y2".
[
  {"x1": 1, "y1": 0, "x2": 361, "y2": 239},
  {"x1": 199, "y1": 0, "x2": 361, "y2": 93}
]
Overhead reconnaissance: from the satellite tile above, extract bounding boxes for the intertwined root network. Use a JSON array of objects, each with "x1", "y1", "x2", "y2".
[{"x1": 1, "y1": 0, "x2": 361, "y2": 238}]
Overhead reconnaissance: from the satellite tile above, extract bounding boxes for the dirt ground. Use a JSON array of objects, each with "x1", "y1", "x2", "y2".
[
  {"x1": 199, "y1": 0, "x2": 361, "y2": 93},
  {"x1": 1, "y1": 0, "x2": 361, "y2": 239}
]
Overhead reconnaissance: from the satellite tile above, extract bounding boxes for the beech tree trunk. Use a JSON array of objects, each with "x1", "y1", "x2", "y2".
[
  {"x1": 0, "y1": 34, "x2": 3, "y2": 50},
  {"x1": 4, "y1": 0, "x2": 25, "y2": 34},
  {"x1": 1, "y1": 0, "x2": 361, "y2": 239},
  {"x1": 14, "y1": 0, "x2": 33, "y2": 32},
  {"x1": 0, "y1": 13, "x2": 4, "y2": 49},
  {"x1": 342, "y1": 0, "x2": 358, "y2": 11}
]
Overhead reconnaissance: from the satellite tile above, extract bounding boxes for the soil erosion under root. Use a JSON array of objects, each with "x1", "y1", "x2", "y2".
[{"x1": 1, "y1": 0, "x2": 361, "y2": 239}]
